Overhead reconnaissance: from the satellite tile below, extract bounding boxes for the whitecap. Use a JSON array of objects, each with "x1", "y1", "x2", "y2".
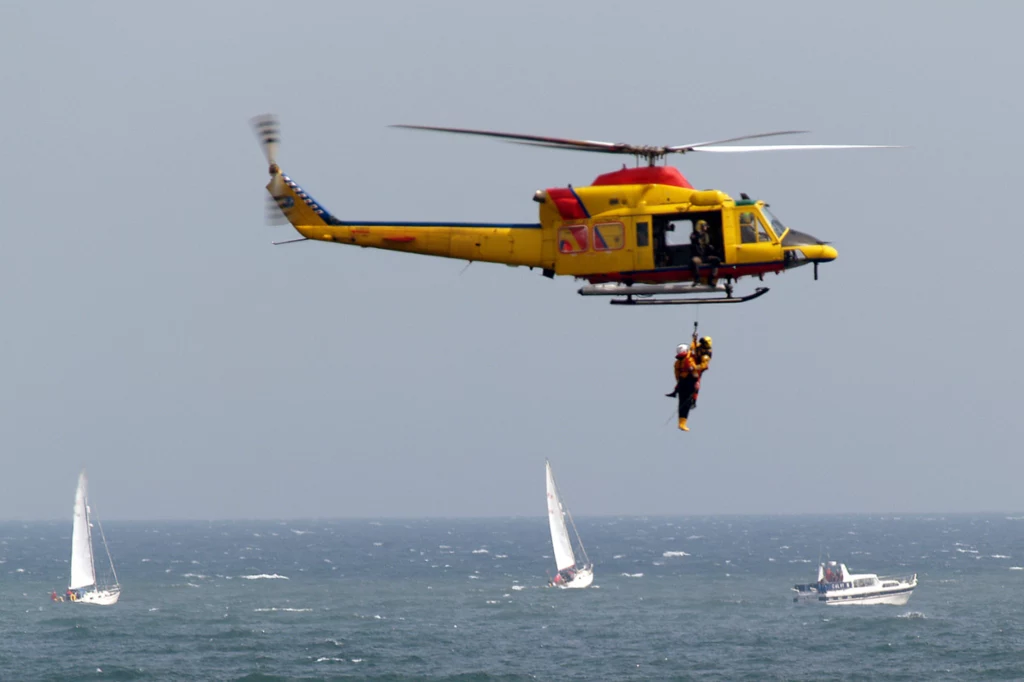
[
  {"x1": 240, "y1": 574, "x2": 289, "y2": 580},
  {"x1": 897, "y1": 611, "x2": 926, "y2": 619},
  {"x1": 316, "y1": 657, "x2": 345, "y2": 663},
  {"x1": 511, "y1": 585, "x2": 526, "y2": 591},
  {"x1": 613, "y1": 554, "x2": 625, "y2": 559},
  {"x1": 688, "y1": 535, "x2": 704, "y2": 540},
  {"x1": 991, "y1": 554, "x2": 1011, "y2": 559},
  {"x1": 621, "y1": 572, "x2": 644, "y2": 578},
  {"x1": 663, "y1": 551, "x2": 690, "y2": 558},
  {"x1": 254, "y1": 607, "x2": 312, "y2": 612},
  {"x1": 472, "y1": 549, "x2": 489, "y2": 554},
  {"x1": 290, "y1": 529, "x2": 312, "y2": 535},
  {"x1": 373, "y1": 542, "x2": 383, "y2": 547},
  {"x1": 486, "y1": 600, "x2": 498, "y2": 604},
  {"x1": 1009, "y1": 566, "x2": 1024, "y2": 571},
  {"x1": 495, "y1": 554, "x2": 508, "y2": 559},
  {"x1": 468, "y1": 575, "x2": 480, "y2": 579}
]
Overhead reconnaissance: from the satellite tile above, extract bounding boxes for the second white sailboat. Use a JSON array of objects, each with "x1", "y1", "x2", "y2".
[{"x1": 546, "y1": 459, "x2": 593, "y2": 589}]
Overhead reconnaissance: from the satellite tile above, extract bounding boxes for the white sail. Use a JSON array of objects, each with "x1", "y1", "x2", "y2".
[
  {"x1": 69, "y1": 471, "x2": 96, "y2": 590},
  {"x1": 546, "y1": 460, "x2": 577, "y2": 571}
]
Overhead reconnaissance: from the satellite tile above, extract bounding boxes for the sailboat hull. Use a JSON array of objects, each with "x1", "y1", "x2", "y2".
[
  {"x1": 76, "y1": 588, "x2": 121, "y2": 606},
  {"x1": 556, "y1": 567, "x2": 594, "y2": 589}
]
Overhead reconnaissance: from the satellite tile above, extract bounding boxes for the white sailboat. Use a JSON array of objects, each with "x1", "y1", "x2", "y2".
[
  {"x1": 66, "y1": 471, "x2": 120, "y2": 605},
  {"x1": 545, "y1": 459, "x2": 593, "y2": 589}
]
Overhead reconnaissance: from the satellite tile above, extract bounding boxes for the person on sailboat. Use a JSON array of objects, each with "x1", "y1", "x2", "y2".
[
  {"x1": 689, "y1": 335, "x2": 712, "y2": 410},
  {"x1": 666, "y1": 344, "x2": 698, "y2": 431}
]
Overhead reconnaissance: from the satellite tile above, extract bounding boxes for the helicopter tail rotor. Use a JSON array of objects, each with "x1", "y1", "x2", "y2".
[{"x1": 250, "y1": 114, "x2": 293, "y2": 225}]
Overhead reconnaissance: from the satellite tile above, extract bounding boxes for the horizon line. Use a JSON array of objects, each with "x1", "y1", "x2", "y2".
[{"x1": 2, "y1": 509, "x2": 1022, "y2": 524}]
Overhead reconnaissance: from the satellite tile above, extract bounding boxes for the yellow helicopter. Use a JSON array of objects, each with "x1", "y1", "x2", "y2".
[{"x1": 252, "y1": 116, "x2": 897, "y2": 305}]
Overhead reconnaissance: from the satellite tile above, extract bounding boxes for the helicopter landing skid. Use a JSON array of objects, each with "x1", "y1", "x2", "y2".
[{"x1": 608, "y1": 287, "x2": 769, "y2": 306}]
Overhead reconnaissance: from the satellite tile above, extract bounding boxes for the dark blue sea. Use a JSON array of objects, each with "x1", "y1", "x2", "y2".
[{"x1": 2, "y1": 515, "x2": 1023, "y2": 680}]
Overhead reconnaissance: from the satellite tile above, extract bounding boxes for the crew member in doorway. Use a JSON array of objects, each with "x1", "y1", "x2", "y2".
[
  {"x1": 666, "y1": 344, "x2": 698, "y2": 431},
  {"x1": 689, "y1": 220, "x2": 721, "y2": 286}
]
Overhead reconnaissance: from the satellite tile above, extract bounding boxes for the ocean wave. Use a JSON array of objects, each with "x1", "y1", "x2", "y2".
[
  {"x1": 254, "y1": 607, "x2": 312, "y2": 612},
  {"x1": 663, "y1": 551, "x2": 690, "y2": 558},
  {"x1": 1009, "y1": 566, "x2": 1023, "y2": 571},
  {"x1": 621, "y1": 572, "x2": 644, "y2": 578},
  {"x1": 472, "y1": 548, "x2": 489, "y2": 554},
  {"x1": 239, "y1": 574, "x2": 289, "y2": 580},
  {"x1": 897, "y1": 611, "x2": 926, "y2": 619},
  {"x1": 991, "y1": 554, "x2": 1011, "y2": 559},
  {"x1": 511, "y1": 585, "x2": 526, "y2": 591}
]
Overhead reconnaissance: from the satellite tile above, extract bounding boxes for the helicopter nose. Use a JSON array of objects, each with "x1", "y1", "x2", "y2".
[{"x1": 803, "y1": 244, "x2": 837, "y2": 262}]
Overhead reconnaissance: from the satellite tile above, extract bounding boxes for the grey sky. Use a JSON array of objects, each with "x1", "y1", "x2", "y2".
[{"x1": 2, "y1": 0, "x2": 1020, "y2": 520}]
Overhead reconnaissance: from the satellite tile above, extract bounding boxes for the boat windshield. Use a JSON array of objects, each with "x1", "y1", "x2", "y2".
[{"x1": 763, "y1": 207, "x2": 788, "y2": 240}]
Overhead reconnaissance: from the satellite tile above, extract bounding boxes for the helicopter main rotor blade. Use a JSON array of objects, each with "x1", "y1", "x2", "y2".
[
  {"x1": 391, "y1": 124, "x2": 631, "y2": 153},
  {"x1": 666, "y1": 130, "x2": 809, "y2": 153},
  {"x1": 510, "y1": 140, "x2": 637, "y2": 155},
  {"x1": 691, "y1": 144, "x2": 904, "y2": 153}
]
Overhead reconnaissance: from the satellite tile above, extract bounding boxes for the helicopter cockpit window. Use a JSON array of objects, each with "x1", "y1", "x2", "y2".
[
  {"x1": 757, "y1": 216, "x2": 772, "y2": 242},
  {"x1": 764, "y1": 207, "x2": 789, "y2": 240},
  {"x1": 739, "y1": 212, "x2": 757, "y2": 244}
]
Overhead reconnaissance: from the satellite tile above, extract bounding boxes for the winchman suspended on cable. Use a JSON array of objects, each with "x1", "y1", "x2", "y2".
[{"x1": 665, "y1": 323, "x2": 713, "y2": 432}]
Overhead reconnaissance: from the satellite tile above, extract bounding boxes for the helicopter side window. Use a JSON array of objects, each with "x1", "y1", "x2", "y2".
[
  {"x1": 636, "y1": 222, "x2": 649, "y2": 248},
  {"x1": 755, "y1": 215, "x2": 771, "y2": 242},
  {"x1": 593, "y1": 222, "x2": 624, "y2": 251},
  {"x1": 664, "y1": 220, "x2": 689, "y2": 247},
  {"x1": 558, "y1": 225, "x2": 589, "y2": 254}
]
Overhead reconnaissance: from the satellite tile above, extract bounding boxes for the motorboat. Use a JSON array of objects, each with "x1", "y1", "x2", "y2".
[{"x1": 793, "y1": 560, "x2": 916, "y2": 605}]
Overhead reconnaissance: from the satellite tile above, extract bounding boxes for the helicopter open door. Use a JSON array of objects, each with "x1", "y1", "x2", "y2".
[{"x1": 652, "y1": 211, "x2": 726, "y2": 271}]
